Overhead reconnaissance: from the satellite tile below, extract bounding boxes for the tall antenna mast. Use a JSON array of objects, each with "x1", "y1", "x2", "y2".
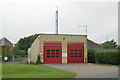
[{"x1": 55, "y1": 5, "x2": 58, "y2": 34}]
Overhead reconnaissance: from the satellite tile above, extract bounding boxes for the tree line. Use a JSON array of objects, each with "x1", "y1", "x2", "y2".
[
  {"x1": 13, "y1": 34, "x2": 119, "y2": 56},
  {"x1": 14, "y1": 34, "x2": 39, "y2": 55}
]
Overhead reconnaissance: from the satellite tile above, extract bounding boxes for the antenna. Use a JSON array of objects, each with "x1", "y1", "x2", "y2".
[{"x1": 55, "y1": 5, "x2": 58, "y2": 34}]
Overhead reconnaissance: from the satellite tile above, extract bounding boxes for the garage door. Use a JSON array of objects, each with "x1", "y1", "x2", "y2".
[
  {"x1": 44, "y1": 43, "x2": 62, "y2": 63},
  {"x1": 67, "y1": 43, "x2": 84, "y2": 63}
]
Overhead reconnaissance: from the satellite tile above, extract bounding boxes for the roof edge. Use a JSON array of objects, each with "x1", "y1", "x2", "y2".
[{"x1": 38, "y1": 33, "x2": 87, "y2": 37}]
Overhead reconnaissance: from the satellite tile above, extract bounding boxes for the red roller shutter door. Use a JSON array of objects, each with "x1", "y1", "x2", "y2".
[
  {"x1": 44, "y1": 43, "x2": 62, "y2": 63},
  {"x1": 67, "y1": 43, "x2": 84, "y2": 63}
]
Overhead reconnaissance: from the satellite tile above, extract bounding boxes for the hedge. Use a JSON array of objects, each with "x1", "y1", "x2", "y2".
[
  {"x1": 87, "y1": 49, "x2": 96, "y2": 63},
  {"x1": 95, "y1": 51, "x2": 119, "y2": 65}
]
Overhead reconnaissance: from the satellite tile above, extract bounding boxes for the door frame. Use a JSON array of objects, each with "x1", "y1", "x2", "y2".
[
  {"x1": 43, "y1": 43, "x2": 62, "y2": 63},
  {"x1": 67, "y1": 43, "x2": 84, "y2": 63}
]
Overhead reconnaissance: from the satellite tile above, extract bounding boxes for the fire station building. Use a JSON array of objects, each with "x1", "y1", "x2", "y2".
[{"x1": 28, "y1": 34, "x2": 87, "y2": 64}]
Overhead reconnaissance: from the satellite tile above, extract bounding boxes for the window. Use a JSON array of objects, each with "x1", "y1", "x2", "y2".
[
  {"x1": 75, "y1": 53, "x2": 77, "y2": 54},
  {"x1": 79, "y1": 53, "x2": 82, "y2": 55},
  {"x1": 56, "y1": 53, "x2": 59, "y2": 57},
  {"x1": 79, "y1": 55, "x2": 82, "y2": 57},
  {"x1": 70, "y1": 53, "x2": 73, "y2": 57},
  {"x1": 75, "y1": 50, "x2": 77, "y2": 52},
  {"x1": 75, "y1": 53, "x2": 77, "y2": 57},
  {"x1": 51, "y1": 55, "x2": 55, "y2": 57},
  {"x1": 79, "y1": 53, "x2": 82, "y2": 57},
  {"x1": 47, "y1": 56, "x2": 50, "y2": 57},
  {"x1": 70, "y1": 53, "x2": 73, "y2": 55},
  {"x1": 47, "y1": 53, "x2": 50, "y2": 55},
  {"x1": 51, "y1": 53, "x2": 55, "y2": 54},
  {"x1": 56, "y1": 56, "x2": 59, "y2": 57},
  {"x1": 47, "y1": 53, "x2": 50, "y2": 57},
  {"x1": 51, "y1": 53, "x2": 55, "y2": 56},
  {"x1": 51, "y1": 50, "x2": 55, "y2": 52},
  {"x1": 56, "y1": 50, "x2": 59, "y2": 52},
  {"x1": 79, "y1": 50, "x2": 82, "y2": 52},
  {"x1": 56, "y1": 53, "x2": 59, "y2": 54},
  {"x1": 70, "y1": 50, "x2": 73, "y2": 52},
  {"x1": 47, "y1": 50, "x2": 50, "y2": 52}
]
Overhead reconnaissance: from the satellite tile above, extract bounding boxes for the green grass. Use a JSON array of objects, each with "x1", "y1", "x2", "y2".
[
  {"x1": 2, "y1": 64, "x2": 76, "y2": 78},
  {"x1": 0, "y1": 64, "x2": 2, "y2": 79},
  {"x1": 93, "y1": 63, "x2": 120, "y2": 67}
]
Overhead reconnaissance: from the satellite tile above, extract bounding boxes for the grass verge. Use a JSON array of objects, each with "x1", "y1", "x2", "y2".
[
  {"x1": 0, "y1": 64, "x2": 2, "y2": 79},
  {"x1": 93, "y1": 63, "x2": 120, "y2": 67},
  {"x1": 2, "y1": 64, "x2": 76, "y2": 78}
]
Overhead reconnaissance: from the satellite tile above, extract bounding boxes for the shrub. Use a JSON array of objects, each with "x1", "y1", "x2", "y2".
[
  {"x1": 88, "y1": 49, "x2": 96, "y2": 63},
  {"x1": 36, "y1": 54, "x2": 41, "y2": 64},
  {"x1": 26, "y1": 60, "x2": 28, "y2": 64},
  {"x1": 96, "y1": 51, "x2": 119, "y2": 65},
  {"x1": 30, "y1": 61, "x2": 32, "y2": 64}
]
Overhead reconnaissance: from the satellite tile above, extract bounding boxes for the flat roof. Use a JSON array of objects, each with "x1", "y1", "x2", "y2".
[{"x1": 38, "y1": 33, "x2": 87, "y2": 37}]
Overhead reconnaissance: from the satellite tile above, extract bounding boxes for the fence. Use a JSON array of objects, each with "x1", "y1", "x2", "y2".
[{"x1": 2, "y1": 55, "x2": 28, "y2": 64}]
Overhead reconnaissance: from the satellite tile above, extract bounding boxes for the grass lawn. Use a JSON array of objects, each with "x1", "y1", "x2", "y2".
[
  {"x1": 0, "y1": 64, "x2": 2, "y2": 79},
  {"x1": 93, "y1": 63, "x2": 120, "y2": 67},
  {"x1": 2, "y1": 64, "x2": 76, "y2": 78}
]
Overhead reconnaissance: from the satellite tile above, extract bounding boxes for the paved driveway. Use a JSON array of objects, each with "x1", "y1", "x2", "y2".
[{"x1": 44, "y1": 63, "x2": 118, "y2": 78}]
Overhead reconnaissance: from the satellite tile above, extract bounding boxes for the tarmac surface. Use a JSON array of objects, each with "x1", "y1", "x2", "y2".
[{"x1": 44, "y1": 63, "x2": 118, "y2": 78}]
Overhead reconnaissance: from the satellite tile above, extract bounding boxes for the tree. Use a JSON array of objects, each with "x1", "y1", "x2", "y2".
[
  {"x1": 117, "y1": 46, "x2": 120, "y2": 50},
  {"x1": 101, "y1": 39, "x2": 118, "y2": 49},
  {"x1": 14, "y1": 34, "x2": 39, "y2": 55}
]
